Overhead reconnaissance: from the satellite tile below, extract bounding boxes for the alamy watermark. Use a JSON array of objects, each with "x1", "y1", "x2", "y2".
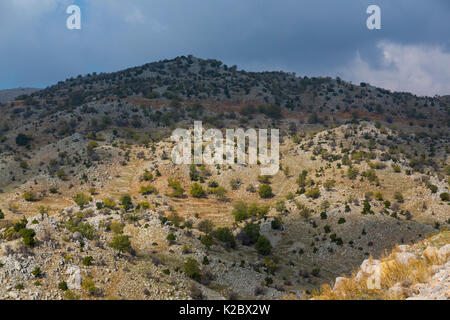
[{"x1": 171, "y1": 121, "x2": 279, "y2": 175}]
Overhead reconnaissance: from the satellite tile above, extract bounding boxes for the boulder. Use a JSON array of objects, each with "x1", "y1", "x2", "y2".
[{"x1": 66, "y1": 265, "x2": 82, "y2": 290}]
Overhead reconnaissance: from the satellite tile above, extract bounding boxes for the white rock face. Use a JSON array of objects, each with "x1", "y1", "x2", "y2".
[
  {"x1": 66, "y1": 265, "x2": 82, "y2": 290},
  {"x1": 438, "y1": 244, "x2": 450, "y2": 260},
  {"x1": 394, "y1": 252, "x2": 416, "y2": 265}
]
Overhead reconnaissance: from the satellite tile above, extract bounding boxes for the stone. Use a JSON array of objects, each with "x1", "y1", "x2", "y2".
[{"x1": 66, "y1": 265, "x2": 82, "y2": 290}]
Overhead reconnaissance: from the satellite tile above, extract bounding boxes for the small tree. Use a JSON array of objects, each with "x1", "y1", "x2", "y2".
[
  {"x1": 120, "y1": 194, "x2": 133, "y2": 210},
  {"x1": 255, "y1": 236, "x2": 272, "y2": 255},
  {"x1": 109, "y1": 235, "x2": 132, "y2": 254},
  {"x1": 215, "y1": 227, "x2": 236, "y2": 249}
]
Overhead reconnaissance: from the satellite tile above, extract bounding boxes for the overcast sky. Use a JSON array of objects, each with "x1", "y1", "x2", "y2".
[{"x1": 1, "y1": 0, "x2": 450, "y2": 96}]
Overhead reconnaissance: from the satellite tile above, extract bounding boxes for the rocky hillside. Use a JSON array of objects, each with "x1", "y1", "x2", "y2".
[{"x1": 0, "y1": 57, "x2": 448, "y2": 300}]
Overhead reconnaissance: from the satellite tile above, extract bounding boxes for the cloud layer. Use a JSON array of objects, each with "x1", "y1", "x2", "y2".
[{"x1": 341, "y1": 42, "x2": 450, "y2": 96}]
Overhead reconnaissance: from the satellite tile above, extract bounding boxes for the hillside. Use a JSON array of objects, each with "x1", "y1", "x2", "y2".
[{"x1": 0, "y1": 56, "x2": 448, "y2": 300}]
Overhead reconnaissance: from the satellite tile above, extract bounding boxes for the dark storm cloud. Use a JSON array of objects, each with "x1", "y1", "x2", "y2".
[{"x1": 1, "y1": 0, "x2": 449, "y2": 95}]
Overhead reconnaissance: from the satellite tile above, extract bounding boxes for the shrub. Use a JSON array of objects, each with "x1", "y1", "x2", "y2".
[
  {"x1": 362, "y1": 200, "x2": 373, "y2": 215},
  {"x1": 63, "y1": 290, "x2": 80, "y2": 300},
  {"x1": 200, "y1": 234, "x2": 214, "y2": 249},
  {"x1": 23, "y1": 191, "x2": 38, "y2": 202},
  {"x1": 271, "y1": 217, "x2": 282, "y2": 230},
  {"x1": 103, "y1": 198, "x2": 116, "y2": 209},
  {"x1": 243, "y1": 223, "x2": 260, "y2": 244},
  {"x1": 168, "y1": 179, "x2": 185, "y2": 197},
  {"x1": 143, "y1": 170, "x2": 153, "y2": 181},
  {"x1": 32, "y1": 266, "x2": 42, "y2": 278},
  {"x1": 392, "y1": 164, "x2": 401, "y2": 173},
  {"x1": 258, "y1": 184, "x2": 273, "y2": 198},
  {"x1": 166, "y1": 233, "x2": 176, "y2": 241},
  {"x1": 275, "y1": 201, "x2": 287, "y2": 213},
  {"x1": 324, "y1": 179, "x2": 335, "y2": 191},
  {"x1": 440, "y1": 193, "x2": 449, "y2": 201},
  {"x1": 184, "y1": 258, "x2": 201, "y2": 281},
  {"x1": 190, "y1": 183, "x2": 206, "y2": 198},
  {"x1": 255, "y1": 236, "x2": 272, "y2": 255},
  {"x1": 15, "y1": 133, "x2": 32, "y2": 147},
  {"x1": 82, "y1": 278, "x2": 100, "y2": 296},
  {"x1": 347, "y1": 167, "x2": 359, "y2": 180},
  {"x1": 82, "y1": 256, "x2": 93, "y2": 266},
  {"x1": 109, "y1": 221, "x2": 124, "y2": 234},
  {"x1": 305, "y1": 188, "x2": 320, "y2": 199},
  {"x1": 230, "y1": 178, "x2": 241, "y2": 190},
  {"x1": 65, "y1": 220, "x2": 96, "y2": 240},
  {"x1": 338, "y1": 217, "x2": 346, "y2": 224},
  {"x1": 0, "y1": 209, "x2": 3, "y2": 219},
  {"x1": 139, "y1": 185, "x2": 158, "y2": 195},
  {"x1": 215, "y1": 227, "x2": 236, "y2": 248},
  {"x1": 296, "y1": 170, "x2": 308, "y2": 187},
  {"x1": 120, "y1": 194, "x2": 133, "y2": 210},
  {"x1": 394, "y1": 192, "x2": 404, "y2": 203},
  {"x1": 109, "y1": 235, "x2": 132, "y2": 253},
  {"x1": 74, "y1": 193, "x2": 91, "y2": 209},
  {"x1": 58, "y1": 281, "x2": 68, "y2": 291},
  {"x1": 20, "y1": 228, "x2": 36, "y2": 247},
  {"x1": 427, "y1": 184, "x2": 438, "y2": 194},
  {"x1": 232, "y1": 201, "x2": 249, "y2": 221},
  {"x1": 198, "y1": 219, "x2": 214, "y2": 234},
  {"x1": 209, "y1": 186, "x2": 227, "y2": 200}
]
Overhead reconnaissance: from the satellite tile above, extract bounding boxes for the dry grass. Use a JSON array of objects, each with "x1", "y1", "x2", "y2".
[{"x1": 312, "y1": 230, "x2": 449, "y2": 300}]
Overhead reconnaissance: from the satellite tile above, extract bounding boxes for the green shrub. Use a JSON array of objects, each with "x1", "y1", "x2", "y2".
[
  {"x1": 338, "y1": 218, "x2": 346, "y2": 224},
  {"x1": 139, "y1": 185, "x2": 158, "y2": 195},
  {"x1": 232, "y1": 201, "x2": 249, "y2": 221},
  {"x1": 58, "y1": 281, "x2": 68, "y2": 291},
  {"x1": 109, "y1": 235, "x2": 132, "y2": 253},
  {"x1": 184, "y1": 258, "x2": 201, "y2": 281},
  {"x1": 243, "y1": 223, "x2": 260, "y2": 244},
  {"x1": 82, "y1": 256, "x2": 93, "y2": 266},
  {"x1": 20, "y1": 228, "x2": 36, "y2": 247},
  {"x1": 74, "y1": 193, "x2": 91, "y2": 209},
  {"x1": 305, "y1": 188, "x2": 320, "y2": 199},
  {"x1": 143, "y1": 170, "x2": 153, "y2": 181},
  {"x1": 324, "y1": 179, "x2": 335, "y2": 191},
  {"x1": 394, "y1": 192, "x2": 404, "y2": 203},
  {"x1": 347, "y1": 167, "x2": 359, "y2": 180},
  {"x1": 209, "y1": 186, "x2": 227, "y2": 200},
  {"x1": 200, "y1": 234, "x2": 214, "y2": 249},
  {"x1": 440, "y1": 193, "x2": 449, "y2": 201},
  {"x1": 258, "y1": 184, "x2": 273, "y2": 198},
  {"x1": 255, "y1": 236, "x2": 272, "y2": 255},
  {"x1": 362, "y1": 200, "x2": 373, "y2": 215},
  {"x1": 120, "y1": 194, "x2": 133, "y2": 210},
  {"x1": 32, "y1": 266, "x2": 42, "y2": 278},
  {"x1": 190, "y1": 183, "x2": 206, "y2": 198},
  {"x1": 215, "y1": 227, "x2": 236, "y2": 248},
  {"x1": 167, "y1": 233, "x2": 176, "y2": 241},
  {"x1": 271, "y1": 217, "x2": 282, "y2": 230},
  {"x1": 168, "y1": 179, "x2": 185, "y2": 197},
  {"x1": 23, "y1": 191, "x2": 38, "y2": 202},
  {"x1": 15, "y1": 133, "x2": 32, "y2": 147}
]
